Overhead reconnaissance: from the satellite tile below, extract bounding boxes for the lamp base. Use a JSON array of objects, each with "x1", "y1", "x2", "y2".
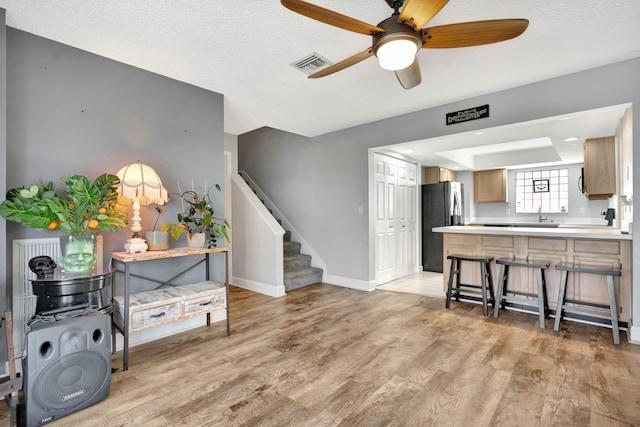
[{"x1": 124, "y1": 237, "x2": 148, "y2": 254}]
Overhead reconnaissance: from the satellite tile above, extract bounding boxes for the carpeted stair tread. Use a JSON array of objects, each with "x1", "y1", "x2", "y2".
[
  {"x1": 284, "y1": 253, "x2": 311, "y2": 270},
  {"x1": 283, "y1": 241, "x2": 301, "y2": 256},
  {"x1": 284, "y1": 267, "x2": 323, "y2": 291}
]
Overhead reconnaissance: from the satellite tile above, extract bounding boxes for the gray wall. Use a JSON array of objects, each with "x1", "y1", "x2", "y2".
[
  {"x1": 238, "y1": 58, "x2": 640, "y2": 285},
  {"x1": 2, "y1": 27, "x2": 226, "y2": 369}
]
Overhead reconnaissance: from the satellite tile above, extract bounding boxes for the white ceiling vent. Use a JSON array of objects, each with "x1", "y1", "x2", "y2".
[{"x1": 291, "y1": 53, "x2": 333, "y2": 75}]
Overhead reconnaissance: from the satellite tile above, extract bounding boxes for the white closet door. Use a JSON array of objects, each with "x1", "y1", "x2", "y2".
[
  {"x1": 374, "y1": 153, "x2": 397, "y2": 284},
  {"x1": 374, "y1": 153, "x2": 418, "y2": 284}
]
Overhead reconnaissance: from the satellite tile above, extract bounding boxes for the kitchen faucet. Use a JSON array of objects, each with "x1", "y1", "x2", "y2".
[{"x1": 538, "y1": 206, "x2": 547, "y2": 222}]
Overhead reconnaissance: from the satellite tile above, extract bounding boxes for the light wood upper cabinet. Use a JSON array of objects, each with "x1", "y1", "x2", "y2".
[
  {"x1": 474, "y1": 169, "x2": 508, "y2": 203},
  {"x1": 583, "y1": 136, "x2": 615, "y2": 200},
  {"x1": 423, "y1": 166, "x2": 456, "y2": 184}
]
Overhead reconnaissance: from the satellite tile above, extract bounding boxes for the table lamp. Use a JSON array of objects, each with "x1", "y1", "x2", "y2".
[{"x1": 116, "y1": 162, "x2": 169, "y2": 253}]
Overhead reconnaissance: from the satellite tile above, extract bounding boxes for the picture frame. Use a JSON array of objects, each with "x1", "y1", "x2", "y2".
[{"x1": 533, "y1": 179, "x2": 549, "y2": 193}]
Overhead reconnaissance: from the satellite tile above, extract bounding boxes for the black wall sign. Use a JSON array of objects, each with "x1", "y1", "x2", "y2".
[{"x1": 446, "y1": 104, "x2": 490, "y2": 125}]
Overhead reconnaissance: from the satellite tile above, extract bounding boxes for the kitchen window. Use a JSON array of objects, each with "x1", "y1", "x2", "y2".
[{"x1": 515, "y1": 168, "x2": 569, "y2": 213}]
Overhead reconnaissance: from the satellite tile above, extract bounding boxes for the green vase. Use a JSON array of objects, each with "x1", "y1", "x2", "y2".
[{"x1": 59, "y1": 235, "x2": 97, "y2": 276}]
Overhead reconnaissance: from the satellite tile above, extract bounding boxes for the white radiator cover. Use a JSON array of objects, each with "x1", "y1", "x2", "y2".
[{"x1": 11, "y1": 237, "x2": 103, "y2": 371}]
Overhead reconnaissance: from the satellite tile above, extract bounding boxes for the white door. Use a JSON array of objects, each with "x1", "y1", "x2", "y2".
[
  {"x1": 374, "y1": 153, "x2": 418, "y2": 284},
  {"x1": 404, "y1": 163, "x2": 418, "y2": 276},
  {"x1": 396, "y1": 161, "x2": 409, "y2": 277},
  {"x1": 374, "y1": 153, "x2": 397, "y2": 284}
]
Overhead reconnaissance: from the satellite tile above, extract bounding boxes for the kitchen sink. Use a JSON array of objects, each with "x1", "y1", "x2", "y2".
[{"x1": 511, "y1": 222, "x2": 560, "y2": 228}]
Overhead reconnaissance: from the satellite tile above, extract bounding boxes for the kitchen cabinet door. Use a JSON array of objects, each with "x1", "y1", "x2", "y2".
[
  {"x1": 423, "y1": 166, "x2": 456, "y2": 184},
  {"x1": 584, "y1": 136, "x2": 615, "y2": 200},
  {"x1": 474, "y1": 169, "x2": 507, "y2": 203}
]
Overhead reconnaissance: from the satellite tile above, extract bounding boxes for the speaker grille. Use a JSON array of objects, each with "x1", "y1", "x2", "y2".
[
  {"x1": 32, "y1": 351, "x2": 109, "y2": 412},
  {"x1": 25, "y1": 313, "x2": 111, "y2": 426}
]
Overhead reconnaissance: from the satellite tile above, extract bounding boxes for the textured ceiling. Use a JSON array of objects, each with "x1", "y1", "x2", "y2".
[{"x1": 0, "y1": 1, "x2": 639, "y2": 169}]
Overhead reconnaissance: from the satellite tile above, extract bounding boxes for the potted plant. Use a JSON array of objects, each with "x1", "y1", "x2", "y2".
[
  {"x1": 145, "y1": 206, "x2": 169, "y2": 250},
  {"x1": 165, "y1": 184, "x2": 229, "y2": 248},
  {"x1": 0, "y1": 173, "x2": 128, "y2": 274}
]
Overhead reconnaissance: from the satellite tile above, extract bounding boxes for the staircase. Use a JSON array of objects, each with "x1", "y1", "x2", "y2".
[
  {"x1": 239, "y1": 171, "x2": 323, "y2": 291},
  {"x1": 283, "y1": 230, "x2": 324, "y2": 291}
]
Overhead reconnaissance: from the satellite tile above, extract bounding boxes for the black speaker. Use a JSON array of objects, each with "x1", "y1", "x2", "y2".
[{"x1": 24, "y1": 313, "x2": 111, "y2": 426}]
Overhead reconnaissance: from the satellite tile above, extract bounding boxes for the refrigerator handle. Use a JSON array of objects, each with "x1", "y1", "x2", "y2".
[{"x1": 451, "y1": 183, "x2": 462, "y2": 225}]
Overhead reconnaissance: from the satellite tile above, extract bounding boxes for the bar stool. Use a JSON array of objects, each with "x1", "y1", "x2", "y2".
[
  {"x1": 493, "y1": 258, "x2": 550, "y2": 328},
  {"x1": 554, "y1": 263, "x2": 622, "y2": 344},
  {"x1": 446, "y1": 254, "x2": 495, "y2": 316}
]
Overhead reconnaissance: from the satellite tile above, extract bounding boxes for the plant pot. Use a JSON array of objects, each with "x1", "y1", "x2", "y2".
[
  {"x1": 58, "y1": 235, "x2": 97, "y2": 276},
  {"x1": 146, "y1": 231, "x2": 169, "y2": 251},
  {"x1": 187, "y1": 232, "x2": 206, "y2": 248}
]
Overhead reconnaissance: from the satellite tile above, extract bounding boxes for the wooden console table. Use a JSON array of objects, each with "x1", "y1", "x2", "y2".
[{"x1": 111, "y1": 246, "x2": 229, "y2": 370}]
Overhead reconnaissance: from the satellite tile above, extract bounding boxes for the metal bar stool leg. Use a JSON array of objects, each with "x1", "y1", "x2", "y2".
[
  {"x1": 607, "y1": 274, "x2": 620, "y2": 345},
  {"x1": 480, "y1": 261, "x2": 488, "y2": 316},
  {"x1": 536, "y1": 268, "x2": 546, "y2": 329},
  {"x1": 542, "y1": 271, "x2": 549, "y2": 320},
  {"x1": 494, "y1": 263, "x2": 507, "y2": 319},
  {"x1": 486, "y1": 263, "x2": 495, "y2": 308},
  {"x1": 501, "y1": 265, "x2": 509, "y2": 310},
  {"x1": 454, "y1": 259, "x2": 462, "y2": 302},
  {"x1": 554, "y1": 269, "x2": 568, "y2": 332},
  {"x1": 446, "y1": 257, "x2": 456, "y2": 309}
]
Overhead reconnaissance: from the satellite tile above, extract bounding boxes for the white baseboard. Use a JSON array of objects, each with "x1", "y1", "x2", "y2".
[
  {"x1": 232, "y1": 276, "x2": 286, "y2": 297},
  {"x1": 628, "y1": 324, "x2": 640, "y2": 344},
  {"x1": 323, "y1": 274, "x2": 375, "y2": 292}
]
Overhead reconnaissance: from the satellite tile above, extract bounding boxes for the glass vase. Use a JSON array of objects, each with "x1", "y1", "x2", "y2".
[{"x1": 59, "y1": 235, "x2": 97, "y2": 276}]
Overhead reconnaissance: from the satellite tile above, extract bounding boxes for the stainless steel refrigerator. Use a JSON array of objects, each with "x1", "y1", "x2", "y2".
[{"x1": 421, "y1": 181, "x2": 464, "y2": 272}]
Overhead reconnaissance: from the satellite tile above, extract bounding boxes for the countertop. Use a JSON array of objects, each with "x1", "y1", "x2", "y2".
[{"x1": 433, "y1": 225, "x2": 632, "y2": 240}]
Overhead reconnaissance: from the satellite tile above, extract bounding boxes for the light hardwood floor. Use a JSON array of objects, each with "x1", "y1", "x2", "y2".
[{"x1": 3, "y1": 283, "x2": 640, "y2": 426}]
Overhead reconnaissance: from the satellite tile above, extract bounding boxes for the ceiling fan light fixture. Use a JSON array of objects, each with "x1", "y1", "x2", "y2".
[{"x1": 375, "y1": 36, "x2": 420, "y2": 71}]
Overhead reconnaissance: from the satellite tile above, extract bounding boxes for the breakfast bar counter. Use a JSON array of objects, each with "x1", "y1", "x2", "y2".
[
  {"x1": 434, "y1": 225, "x2": 632, "y2": 240},
  {"x1": 433, "y1": 225, "x2": 632, "y2": 323}
]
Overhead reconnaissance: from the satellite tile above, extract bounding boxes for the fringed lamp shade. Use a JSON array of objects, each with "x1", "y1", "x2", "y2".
[
  {"x1": 116, "y1": 162, "x2": 168, "y2": 206},
  {"x1": 116, "y1": 162, "x2": 168, "y2": 253}
]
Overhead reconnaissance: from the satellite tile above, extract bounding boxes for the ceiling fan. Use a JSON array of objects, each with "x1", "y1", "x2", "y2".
[{"x1": 281, "y1": 0, "x2": 529, "y2": 89}]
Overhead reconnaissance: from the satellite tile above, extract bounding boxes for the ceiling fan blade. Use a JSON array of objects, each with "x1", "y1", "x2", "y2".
[
  {"x1": 398, "y1": 0, "x2": 449, "y2": 30},
  {"x1": 394, "y1": 61, "x2": 422, "y2": 90},
  {"x1": 422, "y1": 19, "x2": 529, "y2": 48},
  {"x1": 309, "y1": 48, "x2": 374, "y2": 78},
  {"x1": 281, "y1": 0, "x2": 384, "y2": 35}
]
